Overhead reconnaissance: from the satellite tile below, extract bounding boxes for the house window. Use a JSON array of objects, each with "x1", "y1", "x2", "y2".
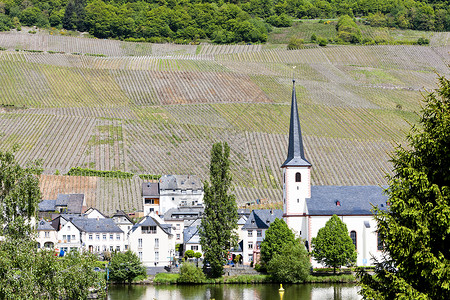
[
  {"x1": 110, "y1": 234, "x2": 113, "y2": 241},
  {"x1": 103, "y1": 245, "x2": 107, "y2": 251},
  {"x1": 145, "y1": 198, "x2": 155, "y2": 204},
  {"x1": 256, "y1": 242, "x2": 261, "y2": 249},
  {"x1": 248, "y1": 254, "x2": 253, "y2": 262},
  {"x1": 155, "y1": 238, "x2": 159, "y2": 249},
  {"x1": 257, "y1": 230, "x2": 262, "y2": 237},
  {"x1": 110, "y1": 246, "x2": 114, "y2": 252},
  {"x1": 377, "y1": 233, "x2": 384, "y2": 250},
  {"x1": 138, "y1": 238, "x2": 143, "y2": 248},
  {"x1": 155, "y1": 252, "x2": 159, "y2": 261},
  {"x1": 350, "y1": 231, "x2": 357, "y2": 249},
  {"x1": 96, "y1": 234, "x2": 100, "y2": 241},
  {"x1": 89, "y1": 234, "x2": 93, "y2": 240},
  {"x1": 71, "y1": 235, "x2": 75, "y2": 241},
  {"x1": 295, "y1": 172, "x2": 301, "y2": 182},
  {"x1": 45, "y1": 231, "x2": 50, "y2": 238},
  {"x1": 116, "y1": 234, "x2": 120, "y2": 240},
  {"x1": 176, "y1": 234, "x2": 180, "y2": 240},
  {"x1": 138, "y1": 252, "x2": 142, "y2": 261},
  {"x1": 95, "y1": 246, "x2": 100, "y2": 252},
  {"x1": 103, "y1": 234, "x2": 107, "y2": 241},
  {"x1": 67, "y1": 226, "x2": 71, "y2": 231},
  {"x1": 191, "y1": 246, "x2": 198, "y2": 251},
  {"x1": 125, "y1": 245, "x2": 128, "y2": 250},
  {"x1": 176, "y1": 224, "x2": 180, "y2": 230},
  {"x1": 142, "y1": 226, "x2": 157, "y2": 234},
  {"x1": 116, "y1": 246, "x2": 120, "y2": 251},
  {"x1": 248, "y1": 242, "x2": 253, "y2": 249},
  {"x1": 172, "y1": 197, "x2": 175, "y2": 201},
  {"x1": 248, "y1": 230, "x2": 253, "y2": 237},
  {"x1": 63, "y1": 235, "x2": 66, "y2": 240}
]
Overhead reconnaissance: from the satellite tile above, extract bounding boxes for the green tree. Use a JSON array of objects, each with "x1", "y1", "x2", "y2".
[
  {"x1": 311, "y1": 214, "x2": 356, "y2": 273},
  {"x1": 109, "y1": 250, "x2": 146, "y2": 284},
  {"x1": 63, "y1": 0, "x2": 86, "y2": 31},
  {"x1": 267, "y1": 240, "x2": 311, "y2": 283},
  {"x1": 0, "y1": 150, "x2": 105, "y2": 299},
  {"x1": 184, "y1": 249, "x2": 195, "y2": 259},
  {"x1": 260, "y1": 218, "x2": 295, "y2": 265},
  {"x1": 359, "y1": 75, "x2": 450, "y2": 299},
  {"x1": 178, "y1": 262, "x2": 206, "y2": 283},
  {"x1": 199, "y1": 142, "x2": 238, "y2": 278}
]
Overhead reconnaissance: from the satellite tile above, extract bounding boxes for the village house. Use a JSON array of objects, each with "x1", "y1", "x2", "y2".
[
  {"x1": 143, "y1": 175, "x2": 204, "y2": 216},
  {"x1": 128, "y1": 212, "x2": 175, "y2": 267},
  {"x1": 36, "y1": 219, "x2": 58, "y2": 249}
]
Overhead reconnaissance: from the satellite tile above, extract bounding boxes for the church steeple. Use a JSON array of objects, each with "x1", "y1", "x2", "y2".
[{"x1": 281, "y1": 80, "x2": 311, "y2": 168}]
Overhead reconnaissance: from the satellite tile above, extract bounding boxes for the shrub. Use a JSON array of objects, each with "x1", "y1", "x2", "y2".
[
  {"x1": 318, "y1": 37, "x2": 328, "y2": 46},
  {"x1": 417, "y1": 37, "x2": 430, "y2": 45},
  {"x1": 184, "y1": 250, "x2": 195, "y2": 259},
  {"x1": 178, "y1": 262, "x2": 206, "y2": 283},
  {"x1": 267, "y1": 241, "x2": 311, "y2": 283},
  {"x1": 311, "y1": 33, "x2": 317, "y2": 42},
  {"x1": 287, "y1": 37, "x2": 304, "y2": 50}
]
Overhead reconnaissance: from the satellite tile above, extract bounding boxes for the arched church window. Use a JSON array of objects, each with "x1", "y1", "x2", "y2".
[
  {"x1": 295, "y1": 172, "x2": 301, "y2": 182},
  {"x1": 350, "y1": 231, "x2": 357, "y2": 249}
]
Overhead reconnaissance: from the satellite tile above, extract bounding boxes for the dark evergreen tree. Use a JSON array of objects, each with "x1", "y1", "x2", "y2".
[
  {"x1": 311, "y1": 214, "x2": 357, "y2": 273},
  {"x1": 63, "y1": 0, "x2": 86, "y2": 31},
  {"x1": 199, "y1": 142, "x2": 238, "y2": 278},
  {"x1": 359, "y1": 75, "x2": 450, "y2": 299}
]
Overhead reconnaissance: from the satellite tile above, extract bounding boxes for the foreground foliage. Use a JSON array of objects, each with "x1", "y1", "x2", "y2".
[
  {"x1": 267, "y1": 241, "x2": 311, "y2": 283},
  {"x1": 178, "y1": 262, "x2": 206, "y2": 283},
  {"x1": 0, "y1": 150, "x2": 105, "y2": 299},
  {"x1": 199, "y1": 142, "x2": 238, "y2": 278},
  {"x1": 109, "y1": 250, "x2": 146, "y2": 284},
  {"x1": 359, "y1": 76, "x2": 450, "y2": 299},
  {"x1": 311, "y1": 214, "x2": 357, "y2": 273}
]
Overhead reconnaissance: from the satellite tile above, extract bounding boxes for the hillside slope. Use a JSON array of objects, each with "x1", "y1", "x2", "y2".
[{"x1": 0, "y1": 33, "x2": 449, "y2": 214}]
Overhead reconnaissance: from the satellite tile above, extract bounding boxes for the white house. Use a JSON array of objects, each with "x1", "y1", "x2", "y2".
[
  {"x1": 36, "y1": 219, "x2": 58, "y2": 249},
  {"x1": 282, "y1": 80, "x2": 387, "y2": 267},
  {"x1": 128, "y1": 212, "x2": 175, "y2": 267},
  {"x1": 143, "y1": 175, "x2": 204, "y2": 216},
  {"x1": 241, "y1": 209, "x2": 283, "y2": 265},
  {"x1": 57, "y1": 219, "x2": 82, "y2": 254},
  {"x1": 163, "y1": 206, "x2": 204, "y2": 245},
  {"x1": 111, "y1": 210, "x2": 134, "y2": 239}
]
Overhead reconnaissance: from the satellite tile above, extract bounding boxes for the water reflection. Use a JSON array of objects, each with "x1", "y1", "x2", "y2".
[{"x1": 108, "y1": 283, "x2": 361, "y2": 300}]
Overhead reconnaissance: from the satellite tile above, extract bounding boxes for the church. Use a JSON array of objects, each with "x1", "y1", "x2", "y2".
[{"x1": 282, "y1": 80, "x2": 388, "y2": 267}]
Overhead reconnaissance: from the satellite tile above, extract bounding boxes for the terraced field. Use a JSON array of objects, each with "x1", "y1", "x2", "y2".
[{"x1": 0, "y1": 30, "x2": 449, "y2": 215}]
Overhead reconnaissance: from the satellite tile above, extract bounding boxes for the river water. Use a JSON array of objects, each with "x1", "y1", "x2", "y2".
[{"x1": 107, "y1": 283, "x2": 361, "y2": 300}]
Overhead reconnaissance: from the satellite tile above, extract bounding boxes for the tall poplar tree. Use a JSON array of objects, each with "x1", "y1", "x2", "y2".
[
  {"x1": 359, "y1": 75, "x2": 450, "y2": 299},
  {"x1": 199, "y1": 142, "x2": 238, "y2": 278}
]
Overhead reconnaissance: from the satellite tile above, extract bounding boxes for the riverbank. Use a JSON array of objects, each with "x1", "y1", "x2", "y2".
[{"x1": 139, "y1": 273, "x2": 356, "y2": 285}]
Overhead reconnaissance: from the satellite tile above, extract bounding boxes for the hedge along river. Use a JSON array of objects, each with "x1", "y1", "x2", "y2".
[{"x1": 107, "y1": 283, "x2": 361, "y2": 300}]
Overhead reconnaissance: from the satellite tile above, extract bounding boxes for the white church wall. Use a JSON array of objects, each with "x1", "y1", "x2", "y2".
[{"x1": 308, "y1": 215, "x2": 383, "y2": 267}]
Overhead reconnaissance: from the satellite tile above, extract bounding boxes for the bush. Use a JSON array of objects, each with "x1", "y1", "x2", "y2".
[
  {"x1": 109, "y1": 251, "x2": 146, "y2": 284},
  {"x1": 178, "y1": 262, "x2": 206, "y2": 283},
  {"x1": 184, "y1": 249, "x2": 195, "y2": 259},
  {"x1": 287, "y1": 37, "x2": 304, "y2": 50},
  {"x1": 267, "y1": 241, "x2": 311, "y2": 283},
  {"x1": 318, "y1": 37, "x2": 328, "y2": 47},
  {"x1": 417, "y1": 37, "x2": 430, "y2": 45}
]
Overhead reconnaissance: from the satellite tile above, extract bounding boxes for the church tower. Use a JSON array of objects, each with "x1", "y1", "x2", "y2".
[{"x1": 282, "y1": 80, "x2": 311, "y2": 240}]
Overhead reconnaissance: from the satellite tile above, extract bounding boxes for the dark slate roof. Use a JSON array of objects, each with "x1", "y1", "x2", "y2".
[
  {"x1": 281, "y1": 80, "x2": 311, "y2": 168},
  {"x1": 56, "y1": 194, "x2": 85, "y2": 214},
  {"x1": 306, "y1": 186, "x2": 388, "y2": 216},
  {"x1": 242, "y1": 209, "x2": 283, "y2": 230},
  {"x1": 37, "y1": 219, "x2": 56, "y2": 231},
  {"x1": 39, "y1": 200, "x2": 56, "y2": 212},
  {"x1": 71, "y1": 218, "x2": 123, "y2": 233},
  {"x1": 163, "y1": 207, "x2": 204, "y2": 221},
  {"x1": 130, "y1": 215, "x2": 172, "y2": 235},
  {"x1": 142, "y1": 182, "x2": 160, "y2": 197},
  {"x1": 183, "y1": 225, "x2": 200, "y2": 244},
  {"x1": 159, "y1": 175, "x2": 203, "y2": 191},
  {"x1": 111, "y1": 210, "x2": 133, "y2": 224}
]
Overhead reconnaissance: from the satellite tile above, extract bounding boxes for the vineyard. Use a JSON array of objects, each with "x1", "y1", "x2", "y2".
[{"x1": 0, "y1": 30, "x2": 449, "y2": 215}]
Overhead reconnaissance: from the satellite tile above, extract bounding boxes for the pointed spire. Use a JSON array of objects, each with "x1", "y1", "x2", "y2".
[{"x1": 281, "y1": 80, "x2": 311, "y2": 168}]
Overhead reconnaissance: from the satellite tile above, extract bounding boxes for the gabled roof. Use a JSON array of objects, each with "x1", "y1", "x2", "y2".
[
  {"x1": 159, "y1": 175, "x2": 203, "y2": 191},
  {"x1": 183, "y1": 225, "x2": 200, "y2": 244},
  {"x1": 242, "y1": 209, "x2": 283, "y2": 230},
  {"x1": 111, "y1": 210, "x2": 133, "y2": 224},
  {"x1": 306, "y1": 186, "x2": 388, "y2": 216},
  {"x1": 37, "y1": 219, "x2": 56, "y2": 231},
  {"x1": 39, "y1": 200, "x2": 56, "y2": 212},
  {"x1": 142, "y1": 182, "x2": 160, "y2": 197},
  {"x1": 130, "y1": 214, "x2": 172, "y2": 235},
  {"x1": 281, "y1": 80, "x2": 311, "y2": 168},
  {"x1": 71, "y1": 217, "x2": 123, "y2": 233},
  {"x1": 55, "y1": 194, "x2": 86, "y2": 214},
  {"x1": 84, "y1": 207, "x2": 107, "y2": 218}
]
